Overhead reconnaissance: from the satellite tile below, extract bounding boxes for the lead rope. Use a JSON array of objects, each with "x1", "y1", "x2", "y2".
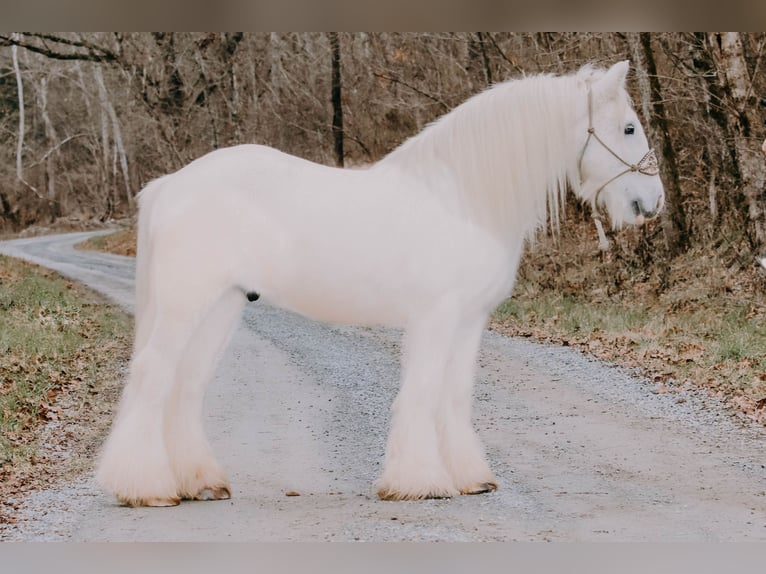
[
  {"x1": 593, "y1": 216, "x2": 611, "y2": 251},
  {"x1": 579, "y1": 91, "x2": 612, "y2": 252},
  {"x1": 578, "y1": 89, "x2": 660, "y2": 252}
]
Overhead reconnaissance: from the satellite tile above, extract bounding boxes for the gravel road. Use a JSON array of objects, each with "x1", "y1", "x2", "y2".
[{"x1": 0, "y1": 231, "x2": 764, "y2": 541}]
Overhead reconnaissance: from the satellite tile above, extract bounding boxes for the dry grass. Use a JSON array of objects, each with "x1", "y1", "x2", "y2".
[
  {"x1": 491, "y1": 217, "x2": 766, "y2": 425},
  {"x1": 0, "y1": 255, "x2": 132, "y2": 524},
  {"x1": 76, "y1": 227, "x2": 137, "y2": 257}
]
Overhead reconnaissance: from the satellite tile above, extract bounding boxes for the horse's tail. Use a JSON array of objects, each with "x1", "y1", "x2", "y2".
[{"x1": 132, "y1": 176, "x2": 168, "y2": 354}]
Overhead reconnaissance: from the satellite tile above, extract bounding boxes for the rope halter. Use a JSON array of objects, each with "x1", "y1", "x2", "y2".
[{"x1": 577, "y1": 89, "x2": 660, "y2": 251}]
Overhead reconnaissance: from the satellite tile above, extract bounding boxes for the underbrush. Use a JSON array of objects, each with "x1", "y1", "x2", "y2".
[
  {"x1": 492, "y1": 217, "x2": 766, "y2": 424},
  {"x1": 75, "y1": 227, "x2": 136, "y2": 257},
  {"x1": 0, "y1": 255, "x2": 132, "y2": 521}
]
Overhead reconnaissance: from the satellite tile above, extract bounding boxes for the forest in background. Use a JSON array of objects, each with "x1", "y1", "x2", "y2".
[{"x1": 1, "y1": 32, "x2": 765, "y2": 266}]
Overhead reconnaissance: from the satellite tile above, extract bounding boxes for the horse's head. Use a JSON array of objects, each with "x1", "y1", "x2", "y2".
[{"x1": 575, "y1": 61, "x2": 665, "y2": 229}]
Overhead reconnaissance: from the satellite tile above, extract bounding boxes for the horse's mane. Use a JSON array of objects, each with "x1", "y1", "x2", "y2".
[{"x1": 376, "y1": 67, "x2": 604, "y2": 245}]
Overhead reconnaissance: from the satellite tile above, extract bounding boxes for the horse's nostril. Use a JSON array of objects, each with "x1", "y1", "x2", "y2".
[{"x1": 633, "y1": 199, "x2": 659, "y2": 220}]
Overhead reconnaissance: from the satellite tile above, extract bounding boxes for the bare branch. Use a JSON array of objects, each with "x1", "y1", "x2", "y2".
[
  {"x1": 28, "y1": 134, "x2": 89, "y2": 168},
  {"x1": 484, "y1": 33, "x2": 526, "y2": 76},
  {"x1": 0, "y1": 32, "x2": 118, "y2": 63},
  {"x1": 372, "y1": 71, "x2": 449, "y2": 111}
]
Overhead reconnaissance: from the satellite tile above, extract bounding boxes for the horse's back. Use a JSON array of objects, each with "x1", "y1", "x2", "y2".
[
  {"x1": 138, "y1": 143, "x2": 515, "y2": 327},
  {"x1": 156, "y1": 144, "x2": 329, "y2": 194}
]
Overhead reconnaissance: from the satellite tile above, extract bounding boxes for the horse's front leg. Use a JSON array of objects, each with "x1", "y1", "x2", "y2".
[
  {"x1": 438, "y1": 317, "x2": 497, "y2": 495},
  {"x1": 376, "y1": 299, "x2": 461, "y2": 500}
]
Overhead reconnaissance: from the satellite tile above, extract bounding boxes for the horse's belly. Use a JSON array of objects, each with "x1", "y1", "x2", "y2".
[
  {"x1": 265, "y1": 284, "x2": 407, "y2": 326},
  {"x1": 255, "y1": 239, "x2": 420, "y2": 326},
  {"x1": 251, "y1": 210, "x2": 514, "y2": 327}
]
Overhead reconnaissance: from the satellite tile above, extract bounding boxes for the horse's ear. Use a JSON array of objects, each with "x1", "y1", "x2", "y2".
[{"x1": 595, "y1": 60, "x2": 630, "y2": 96}]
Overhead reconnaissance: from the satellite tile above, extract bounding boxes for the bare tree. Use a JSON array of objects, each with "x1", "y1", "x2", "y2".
[
  {"x1": 11, "y1": 35, "x2": 26, "y2": 186},
  {"x1": 329, "y1": 32, "x2": 344, "y2": 167},
  {"x1": 0, "y1": 32, "x2": 118, "y2": 63},
  {"x1": 94, "y1": 66, "x2": 132, "y2": 209},
  {"x1": 707, "y1": 32, "x2": 766, "y2": 248},
  {"x1": 37, "y1": 75, "x2": 60, "y2": 219},
  {"x1": 626, "y1": 32, "x2": 687, "y2": 256}
]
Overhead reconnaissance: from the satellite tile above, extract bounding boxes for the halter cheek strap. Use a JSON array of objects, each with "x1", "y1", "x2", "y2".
[{"x1": 578, "y1": 89, "x2": 660, "y2": 251}]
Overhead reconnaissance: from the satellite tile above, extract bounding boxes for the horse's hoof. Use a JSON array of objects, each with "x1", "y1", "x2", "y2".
[
  {"x1": 118, "y1": 495, "x2": 181, "y2": 508},
  {"x1": 459, "y1": 481, "x2": 498, "y2": 495},
  {"x1": 191, "y1": 485, "x2": 231, "y2": 501},
  {"x1": 376, "y1": 485, "x2": 457, "y2": 501}
]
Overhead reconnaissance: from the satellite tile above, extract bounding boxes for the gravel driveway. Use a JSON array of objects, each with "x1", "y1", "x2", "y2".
[{"x1": 0, "y1": 231, "x2": 764, "y2": 541}]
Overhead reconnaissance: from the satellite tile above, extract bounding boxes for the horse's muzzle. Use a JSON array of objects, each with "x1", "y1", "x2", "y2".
[{"x1": 632, "y1": 199, "x2": 659, "y2": 220}]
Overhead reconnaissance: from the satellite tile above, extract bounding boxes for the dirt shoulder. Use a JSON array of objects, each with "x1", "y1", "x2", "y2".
[
  {"x1": 0, "y1": 255, "x2": 132, "y2": 526},
  {"x1": 491, "y1": 220, "x2": 766, "y2": 427}
]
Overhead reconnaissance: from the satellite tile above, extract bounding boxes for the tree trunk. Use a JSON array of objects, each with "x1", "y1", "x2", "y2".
[
  {"x1": 94, "y1": 66, "x2": 133, "y2": 210},
  {"x1": 269, "y1": 33, "x2": 283, "y2": 104},
  {"x1": 153, "y1": 32, "x2": 185, "y2": 118},
  {"x1": 707, "y1": 32, "x2": 766, "y2": 249},
  {"x1": 12, "y1": 37, "x2": 25, "y2": 183},
  {"x1": 476, "y1": 33, "x2": 493, "y2": 86},
  {"x1": 677, "y1": 33, "x2": 734, "y2": 225},
  {"x1": 194, "y1": 43, "x2": 220, "y2": 150},
  {"x1": 626, "y1": 32, "x2": 688, "y2": 256},
  {"x1": 329, "y1": 32, "x2": 344, "y2": 167},
  {"x1": 222, "y1": 32, "x2": 244, "y2": 144},
  {"x1": 38, "y1": 76, "x2": 61, "y2": 220},
  {"x1": 11, "y1": 33, "x2": 41, "y2": 206}
]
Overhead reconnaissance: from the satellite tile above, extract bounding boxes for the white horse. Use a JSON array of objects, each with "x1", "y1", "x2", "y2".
[{"x1": 96, "y1": 60, "x2": 664, "y2": 506}]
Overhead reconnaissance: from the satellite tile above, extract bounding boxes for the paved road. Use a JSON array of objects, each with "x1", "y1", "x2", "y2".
[{"x1": 1, "y1": 231, "x2": 765, "y2": 541}]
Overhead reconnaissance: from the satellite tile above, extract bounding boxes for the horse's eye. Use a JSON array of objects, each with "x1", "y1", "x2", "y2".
[{"x1": 624, "y1": 123, "x2": 635, "y2": 135}]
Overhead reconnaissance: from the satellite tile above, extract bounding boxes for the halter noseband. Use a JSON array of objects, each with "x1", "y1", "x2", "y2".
[{"x1": 578, "y1": 89, "x2": 660, "y2": 250}]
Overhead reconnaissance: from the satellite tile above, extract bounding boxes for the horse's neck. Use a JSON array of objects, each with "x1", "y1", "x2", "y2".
[{"x1": 377, "y1": 75, "x2": 581, "y2": 245}]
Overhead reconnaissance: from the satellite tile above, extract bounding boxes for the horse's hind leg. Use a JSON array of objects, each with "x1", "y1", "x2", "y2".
[
  {"x1": 165, "y1": 288, "x2": 245, "y2": 501},
  {"x1": 438, "y1": 317, "x2": 497, "y2": 495},
  {"x1": 96, "y1": 305, "x2": 203, "y2": 507}
]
